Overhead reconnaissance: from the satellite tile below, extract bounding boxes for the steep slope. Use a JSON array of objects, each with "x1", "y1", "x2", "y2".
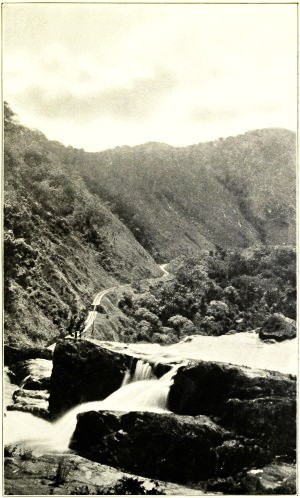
[
  {"x1": 4, "y1": 104, "x2": 296, "y2": 347},
  {"x1": 76, "y1": 130, "x2": 296, "y2": 260},
  {"x1": 4, "y1": 106, "x2": 160, "y2": 347}
]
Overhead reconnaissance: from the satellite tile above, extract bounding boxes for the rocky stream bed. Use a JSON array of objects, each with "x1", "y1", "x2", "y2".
[{"x1": 4, "y1": 335, "x2": 297, "y2": 495}]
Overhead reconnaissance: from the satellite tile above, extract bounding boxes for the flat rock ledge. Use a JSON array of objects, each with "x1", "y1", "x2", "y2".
[{"x1": 4, "y1": 443, "x2": 209, "y2": 495}]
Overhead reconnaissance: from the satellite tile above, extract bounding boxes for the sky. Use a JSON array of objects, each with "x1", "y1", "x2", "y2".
[{"x1": 3, "y1": 3, "x2": 297, "y2": 152}]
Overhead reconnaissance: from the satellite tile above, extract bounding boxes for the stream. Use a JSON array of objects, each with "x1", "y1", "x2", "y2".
[{"x1": 4, "y1": 331, "x2": 297, "y2": 454}]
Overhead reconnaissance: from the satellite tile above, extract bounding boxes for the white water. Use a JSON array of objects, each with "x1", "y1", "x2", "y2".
[
  {"x1": 4, "y1": 361, "x2": 176, "y2": 452},
  {"x1": 131, "y1": 359, "x2": 155, "y2": 381},
  {"x1": 4, "y1": 330, "x2": 297, "y2": 455},
  {"x1": 125, "y1": 332, "x2": 297, "y2": 376}
]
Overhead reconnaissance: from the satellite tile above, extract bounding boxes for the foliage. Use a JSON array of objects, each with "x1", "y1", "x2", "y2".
[
  {"x1": 4, "y1": 105, "x2": 159, "y2": 347},
  {"x1": 54, "y1": 458, "x2": 71, "y2": 486},
  {"x1": 119, "y1": 246, "x2": 296, "y2": 343},
  {"x1": 102, "y1": 476, "x2": 164, "y2": 495},
  {"x1": 4, "y1": 104, "x2": 296, "y2": 346}
]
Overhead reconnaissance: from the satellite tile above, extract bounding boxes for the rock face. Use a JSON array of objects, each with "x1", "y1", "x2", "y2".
[
  {"x1": 49, "y1": 340, "x2": 132, "y2": 419},
  {"x1": 259, "y1": 313, "x2": 296, "y2": 342},
  {"x1": 168, "y1": 361, "x2": 296, "y2": 461},
  {"x1": 70, "y1": 410, "x2": 270, "y2": 484},
  {"x1": 222, "y1": 397, "x2": 296, "y2": 459}
]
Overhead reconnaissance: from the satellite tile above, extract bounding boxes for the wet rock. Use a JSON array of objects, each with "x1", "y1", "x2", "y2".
[
  {"x1": 4, "y1": 443, "x2": 208, "y2": 495},
  {"x1": 222, "y1": 397, "x2": 296, "y2": 459},
  {"x1": 4, "y1": 345, "x2": 52, "y2": 366},
  {"x1": 8, "y1": 359, "x2": 53, "y2": 390},
  {"x1": 169, "y1": 361, "x2": 295, "y2": 416},
  {"x1": 205, "y1": 477, "x2": 240, "y2": 494},
  {"x1": 214, "y1": 437, "x2": 268, "y2": 477},
  {"x1": 49, "y1": 340, "x2": 132, "y2": 419},
  {"x1": 242, "y1": 462, "x2": 296, "y2": 494},
  {"x1": 168, "y1": 361, "x2": 296, "y2": 462},
  {"x1": 259, "y1": 313, "x2": 296, "y2": 342},
  {"x1": 7, "y1": 389, "x2": 49, "y2": 419},
  {"x1": 70, "y1": 409, "x2": 268, "y2": 484}
]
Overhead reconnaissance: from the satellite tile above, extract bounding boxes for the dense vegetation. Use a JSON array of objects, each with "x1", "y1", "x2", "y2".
[
  {"x1": 79, "y1": 130, "x2": 296, "y2": 260},
  {"x1": 4, "y1": 103, "x2": 159, "y2": 347},
  {"x1": 4, "y1": 103, "x2": 296, "y2": 347},
  {"x1": 117, "y1": 247, "x2": 296, "y2": 343}
]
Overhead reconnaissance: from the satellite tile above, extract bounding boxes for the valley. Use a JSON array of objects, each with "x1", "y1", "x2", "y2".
[{"x1": 3, "y1": 104, "x2": 297, "y2": 495}]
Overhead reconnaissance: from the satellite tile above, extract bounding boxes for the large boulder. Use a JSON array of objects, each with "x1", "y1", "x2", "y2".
[
  {"x1": 168, "y1": 361, "x2": 296, "y2": 461},
  {"x1": 49, "y1": 340, "x2": 132, "y2": 419},
  {"x1": 70, "y1": 410, "x2": 269, "y2": 484},
  {"x1": 259, "y1": 313, "x2": 296, "y2": 342},
  {"x1": 169, "y1": 361, "x2": 295, "y2": 415}
]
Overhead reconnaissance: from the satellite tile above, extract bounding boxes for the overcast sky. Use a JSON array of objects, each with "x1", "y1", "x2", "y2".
[{"x1": 3, "y1": 3, "x2": 297, "y2": 152}]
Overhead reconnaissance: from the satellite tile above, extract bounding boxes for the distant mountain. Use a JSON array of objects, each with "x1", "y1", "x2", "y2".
[
  {"x1": 4, "y1": 103, "x2": 296, "y2": 346},
  {"x1": 78, "y1": 128, "x2": 296, "y2": 260}
]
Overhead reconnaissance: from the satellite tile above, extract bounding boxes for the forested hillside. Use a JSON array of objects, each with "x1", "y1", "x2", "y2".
[
  {"x1": 4, "y1": 104, "x2": 160, "y2": 347},
  {"x1": 3, "y1": 103, "x2": 296, "y2": 347},
  {"x1": 115, "y1": 246, "x2": 296, "y2": 344},
  {"x1": 78, "y1": 129, "x2": 296, "y2": 260}
]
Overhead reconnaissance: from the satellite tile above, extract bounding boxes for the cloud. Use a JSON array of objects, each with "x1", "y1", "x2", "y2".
[
  {"x1": 190, "y1": 101, "x2": 284, "y2": 124},
  {"x1": 22, "y1": 68, "x2": 176, "y2": 122},
  {"x1": 191, "y1": 107, "x2": 242, "y2": 123},
  {"x1": 3, "y1": 4, "x2": 297, "y2": 151}
]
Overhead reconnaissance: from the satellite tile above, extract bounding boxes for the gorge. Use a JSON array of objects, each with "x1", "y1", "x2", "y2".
[{"x1": 3, "y1": 105, "x2": 297, "y2": 495}]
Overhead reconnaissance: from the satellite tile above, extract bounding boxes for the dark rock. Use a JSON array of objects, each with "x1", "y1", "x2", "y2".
[
  {"x1": 214, "y1": 437, "x2": 269, "y2": 477},
  {"x1": 169, "y1": 361, "x2": 295, "y2": 416},
  {"x1": 8, "y1": 359, "x2": 52, "y2": 390},
  {"x1": 168, "y1": 361, "x2": 296, "y2": 462},
  {"x1": 4, "y1": 345, "x2": 52, "y2": 366},
  {"x1": 205, "y1": 477, "x2": 239, "y2": 494},
  {"x1": 7, "y1": 389, "x2": 50, "y2": 419},
  {"x1": 222, "y1": 397, "x2": 296, "y2": 458},
  {"x1": 259, "y1": 313, "x2": 296, "y2": 342},
  {"x1": 70, "y1": 409, "x2": 269, "y2": 484},
  {"x1": 241, "y1": 462, "x2": 296, "y2": 494},
  {"x1": 49, "y1": 340, "x2": 132, "y2": 419}
]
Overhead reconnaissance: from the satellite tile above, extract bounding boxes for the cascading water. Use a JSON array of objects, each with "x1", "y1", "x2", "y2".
[
  {"x1": 131, "y1": 359, "x2": 154, "y2": 382},
  {"x1": 4, "y1": 360, "x2": 179, "y2": 453}
]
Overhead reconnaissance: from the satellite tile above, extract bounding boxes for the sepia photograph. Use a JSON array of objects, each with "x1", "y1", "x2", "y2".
[{"x1": 2, "y1": 2, "x2": 297, "y2": 495}]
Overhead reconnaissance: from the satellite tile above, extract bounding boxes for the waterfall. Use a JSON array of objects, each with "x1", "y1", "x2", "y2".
[
  {"x1": 131, "y1": 359, "x2": 155, "y2": 382},
  {"x1": 4, "y1": 360, "x2": 179, "y2": 453}
]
